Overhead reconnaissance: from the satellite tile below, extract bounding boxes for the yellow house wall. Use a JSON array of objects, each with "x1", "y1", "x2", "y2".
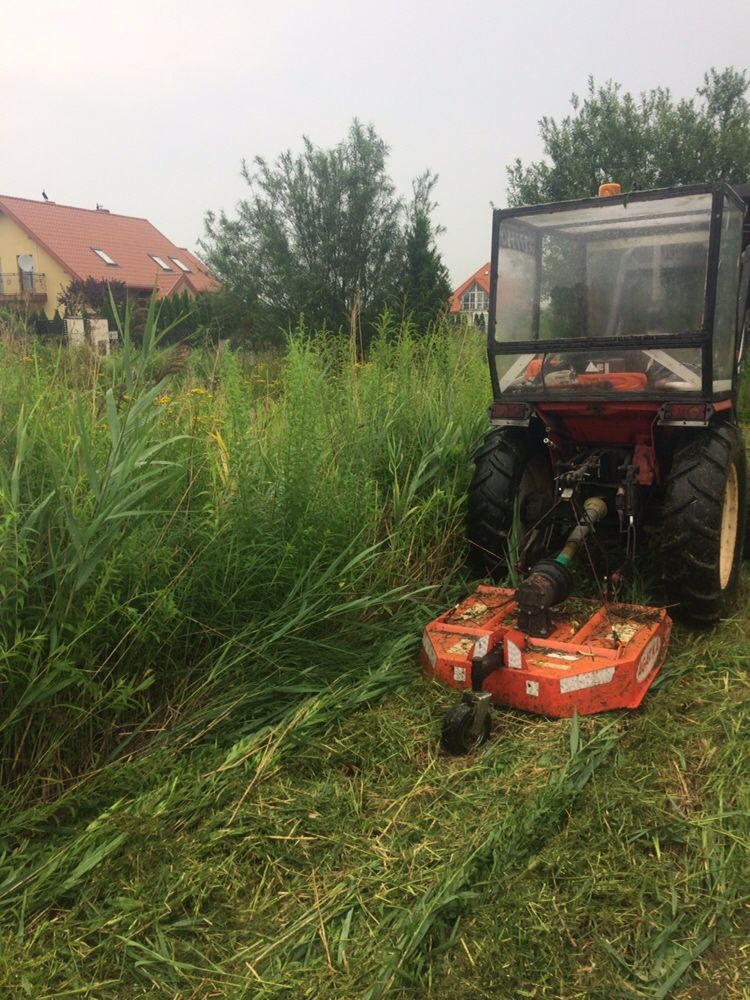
[{"x1": 0, "y1": 212, "x2": 73, "y2": 318}]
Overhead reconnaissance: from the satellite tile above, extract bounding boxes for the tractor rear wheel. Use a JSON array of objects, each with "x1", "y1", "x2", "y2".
[
  {"x1": 466, "y1": 427, "x2": 553, "y2": 580},
  {"x1": 661, "y1": 422, "x2": 747, "y2": 625}
]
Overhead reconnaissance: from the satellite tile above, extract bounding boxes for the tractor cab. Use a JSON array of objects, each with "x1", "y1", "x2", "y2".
[{"x1": 489, "y1": 184, "x2": 748, "y2": 410}]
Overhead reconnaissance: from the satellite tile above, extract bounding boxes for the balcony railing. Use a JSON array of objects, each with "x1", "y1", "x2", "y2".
[{"x1": 0, "y1": 272, "x2": 47, "y2": 301}]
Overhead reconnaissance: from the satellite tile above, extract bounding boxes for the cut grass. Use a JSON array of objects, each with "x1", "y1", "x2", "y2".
[
  {"x1": 0, "y1": 662, "x2": 619, "y2": 997},
  {"x1": 423, "y1": 618, "x2": 750, "y2": 999},
  {"x1": 2, "y1": 605, "x2": 748, "y2": 998}
]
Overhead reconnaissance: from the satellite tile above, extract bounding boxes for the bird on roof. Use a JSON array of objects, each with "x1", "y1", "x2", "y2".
[{"x1": 42, "y1": 190, "x2": 48, "y2": 201}]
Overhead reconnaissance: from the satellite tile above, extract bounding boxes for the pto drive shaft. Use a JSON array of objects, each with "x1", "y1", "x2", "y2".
[{"x1": 515, "y1": 496, "x2": 608, "y2": 637}]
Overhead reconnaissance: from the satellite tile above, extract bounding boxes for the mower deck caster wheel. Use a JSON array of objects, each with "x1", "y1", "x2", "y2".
[{"x1": 440, "y1": 691, "x2": 492, "y2": 755}]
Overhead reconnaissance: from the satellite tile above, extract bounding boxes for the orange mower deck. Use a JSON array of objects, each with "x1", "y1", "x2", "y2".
[{"x1": 421, "y1": 586, "x2": 671, "y2": 717}]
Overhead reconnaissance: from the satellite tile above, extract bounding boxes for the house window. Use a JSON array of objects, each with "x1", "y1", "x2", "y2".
[
  {"x1": 92, "y1": 248, "x2": 118, "y2": 266},
  {"x1": 150, "y1": 255, "x2": 173, "y2": 271},
  {"x1": 170, "y1": 257, "x2": 192, "y2": 273},
  {"x1": 461, "y1": 285, "x2": 489, "y2": 312}
]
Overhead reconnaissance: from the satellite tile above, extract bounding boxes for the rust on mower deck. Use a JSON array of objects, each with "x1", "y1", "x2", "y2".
[{"x1": 421, "y1": 586, "x2": 671, "y2": 718}]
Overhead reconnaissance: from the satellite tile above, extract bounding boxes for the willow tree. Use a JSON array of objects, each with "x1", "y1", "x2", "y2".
[
  {"x1": 202, "y1": 121, "x2": 451, "y2": 343},
  {"x1": 508, "y1": 67, "x2": 750, "y2": 206}
]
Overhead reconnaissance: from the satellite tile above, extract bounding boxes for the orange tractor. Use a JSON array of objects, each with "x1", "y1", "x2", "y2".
[{"x1": 422, "y1": 182, "x2": 750, "y2": 753}]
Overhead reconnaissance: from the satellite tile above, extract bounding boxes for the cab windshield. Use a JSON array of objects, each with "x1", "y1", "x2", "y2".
[{"x1": 493, "y1": 192, "x2": 714, "y2": 394}]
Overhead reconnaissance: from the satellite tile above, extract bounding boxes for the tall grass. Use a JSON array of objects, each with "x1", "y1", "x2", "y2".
[{"x1": 0, "y1": 310, "x2": 487, "y2": 803}]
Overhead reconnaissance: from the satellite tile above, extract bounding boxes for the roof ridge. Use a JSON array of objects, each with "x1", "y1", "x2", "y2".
[
  {"x1": 0, "y1": 193, "x2": 219, "y2": 294},
  {"x1": 452, "y1": 262, "x2": 490, "y2": 294},
  {"x1": 0, "y1": 194, "x2": 149, "y2": 223}
]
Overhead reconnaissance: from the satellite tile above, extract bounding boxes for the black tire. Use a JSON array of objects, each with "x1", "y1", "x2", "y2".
[
  {"x1": 440, "y1": 703, "x2": 491, "y2": 756},
  {"x1": 466, "y1": 427, "x2": 553, "y2": 580},
  {"x1": 661, "y1": 422, "x2": 747, "y2": 626}
]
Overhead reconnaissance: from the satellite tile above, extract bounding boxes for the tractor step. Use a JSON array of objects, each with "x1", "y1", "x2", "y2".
[{"x1": 421, "y1": 586, "x2": 671, "y2": 717}]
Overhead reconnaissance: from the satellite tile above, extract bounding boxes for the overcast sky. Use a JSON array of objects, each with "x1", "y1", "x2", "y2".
[{"x1": 3, "y1": 0, "x2": 750, "y2": 286}]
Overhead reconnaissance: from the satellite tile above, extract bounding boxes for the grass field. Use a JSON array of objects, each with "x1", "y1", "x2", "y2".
[{"x1": 0, "y1": 309, "x2": 748, "y2": 998}]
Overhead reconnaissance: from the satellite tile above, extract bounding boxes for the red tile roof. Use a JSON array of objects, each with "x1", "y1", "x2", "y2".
[
  {"x1": 449, "y1": 262, "x2": 491, "y2": 313},
  {"x1": 0, "y1": 195, "x2": 220, "y2": 296}
]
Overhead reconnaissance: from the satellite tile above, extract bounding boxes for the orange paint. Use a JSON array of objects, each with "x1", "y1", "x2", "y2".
[{"x1": 421, "y1": 586, "x2": 671, "y2": 717}]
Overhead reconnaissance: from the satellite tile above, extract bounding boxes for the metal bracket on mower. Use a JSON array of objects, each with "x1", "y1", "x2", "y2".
[
  {"x1": 439, "y1": 688, "x2": 494, "y2": 756},
  {"x1": 467, "y1": 690, "x2": 492, "y2": 740}
]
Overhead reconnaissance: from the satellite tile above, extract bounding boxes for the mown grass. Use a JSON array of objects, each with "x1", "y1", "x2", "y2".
[
  {"x1": 0, "y1": 307, "x2": 748, "y2": 998},
  {"x1": 427, "y1": 622, "x2": 750, "y2": 999},
  {"x1": 1, "y1": 616, "x2": 747, "y2": 998}
]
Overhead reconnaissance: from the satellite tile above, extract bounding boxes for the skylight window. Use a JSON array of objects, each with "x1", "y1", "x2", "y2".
[
  {"x1": 92, "y1": 248, "x2": 117, "y2": 266},
  {"x1": 150, "y1": 255, "x2": 173, "y2": 271},
  {"x1": 170, "y1": 257, "x2": 192, "y2": 273}
]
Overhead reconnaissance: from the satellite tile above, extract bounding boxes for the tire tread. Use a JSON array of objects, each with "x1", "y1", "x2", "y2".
[
  {"x1": 661, "y1": 421, "x2": 746, "y2": 626},
  {"x1": 466, "y1": 428, "x2": 541, "y2": 579}
]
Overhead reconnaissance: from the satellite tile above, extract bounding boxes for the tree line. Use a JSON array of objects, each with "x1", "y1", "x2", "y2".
[
  {"x1": 202, "y1": 69, "x2": 750, "y2": 346},
  {"x1": 23, "y1": 68, "x2": 750, "y2": 350}
]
